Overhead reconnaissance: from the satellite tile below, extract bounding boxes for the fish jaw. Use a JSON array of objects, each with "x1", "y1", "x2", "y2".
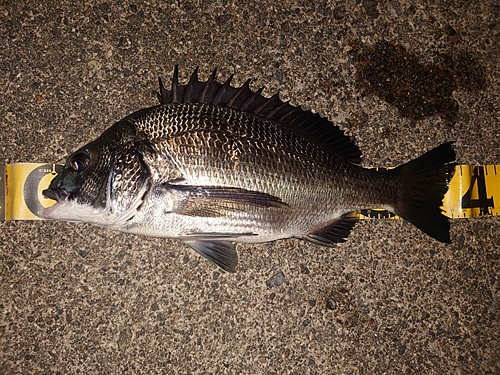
[
  {"x1": 42, "y1": 198, "x2": 113, "y2": 225},
  {"x1": 43, "y1": 172, "x2": 151, "y2": 227},
  {"x1": 42, "y1": 187, "x2": 114, "y2": 225},
  {"x1": 42, "y1": 187, "x2": 76, "y2": 221},
  {"x1": 42, "y1": 199, "x2": 79, "y2": 221}
]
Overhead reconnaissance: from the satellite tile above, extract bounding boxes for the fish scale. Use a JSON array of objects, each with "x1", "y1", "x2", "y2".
[
  {"x1": 154, "y1": 120, "x2": 336, "y2": 206},
  {"x1": 43, "y1": 67, "x2": 456, "y2": 272}
]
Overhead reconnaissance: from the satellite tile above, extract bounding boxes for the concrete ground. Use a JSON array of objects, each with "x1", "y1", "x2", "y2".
[{"x1": 1, "y1": 1, "x2": 499, "y2": 374}]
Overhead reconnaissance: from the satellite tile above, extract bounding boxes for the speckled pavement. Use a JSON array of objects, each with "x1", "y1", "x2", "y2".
[{"x1": 1, "y1": 1, "x2": 499, "y2": 374}]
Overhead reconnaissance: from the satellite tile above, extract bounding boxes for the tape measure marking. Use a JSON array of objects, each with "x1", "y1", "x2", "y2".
[
  {"x1": 3, "y1": 163, "x2": 61, "y2": 220},
  {"x1": 0, "y1": 165, "x2": 5, "y2": 221},
  {"x1": 1, "y1": 163, "x2": 499, "y2": 220},
  {"x1": 444, "y1": 165, "x2": 499, "y2": 218}
]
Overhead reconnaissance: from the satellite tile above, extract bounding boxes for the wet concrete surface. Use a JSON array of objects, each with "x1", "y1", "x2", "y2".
[{"x1": 1, "y1": 1, "x2": 499, "y2": 374}]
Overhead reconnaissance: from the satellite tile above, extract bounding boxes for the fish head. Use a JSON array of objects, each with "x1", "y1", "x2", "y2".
[
  {"x1": 42, "y1": 138, "x2": 116, "y2": 224},
  {"x1": 43, "y1": 121, "x2": 151, "y2": 226}
]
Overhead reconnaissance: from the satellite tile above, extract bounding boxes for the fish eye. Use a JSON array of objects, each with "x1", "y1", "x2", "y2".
[{"x1": 69, "y1": 152, "x2": 90, "y2": 172}]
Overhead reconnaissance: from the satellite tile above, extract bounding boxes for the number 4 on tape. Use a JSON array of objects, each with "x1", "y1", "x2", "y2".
[{"x1": 444, "y1": 165, "x2": 499, "y2": 218}]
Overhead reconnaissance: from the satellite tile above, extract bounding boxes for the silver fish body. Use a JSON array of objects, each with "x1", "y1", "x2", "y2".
[{"x1": 43, "y1": 68, "x2": 456, "y2": 272}]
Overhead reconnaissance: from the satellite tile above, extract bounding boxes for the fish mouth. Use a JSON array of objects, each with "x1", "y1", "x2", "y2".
[
  {"x1": 42, "y1": 188, "x2": 70, "y2": 203},
  {"x1": 42, "y1": 188, "x2": 72, "y2": 220}
]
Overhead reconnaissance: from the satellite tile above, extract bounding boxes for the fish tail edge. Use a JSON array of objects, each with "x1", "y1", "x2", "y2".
[{"x1": 392, "y1": 142, "x2": 456, "y2": 243}]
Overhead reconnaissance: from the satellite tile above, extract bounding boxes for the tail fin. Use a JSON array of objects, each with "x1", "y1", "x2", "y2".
[{"x1": 392, "y1": 142, "x2": 456, "y2": 243}]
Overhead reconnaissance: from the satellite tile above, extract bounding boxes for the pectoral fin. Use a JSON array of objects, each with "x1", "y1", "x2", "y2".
[
  {"x1": 170, "y1": 185, "x2": 288, "y2": 217},
  {"x1": 185, "y1": 240, "x2": 238, "y2": 273}
]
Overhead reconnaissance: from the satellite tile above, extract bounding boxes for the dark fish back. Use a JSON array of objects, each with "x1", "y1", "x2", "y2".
[{"x1": 156, "y1": 66, "x2": 362, "y2": 164}]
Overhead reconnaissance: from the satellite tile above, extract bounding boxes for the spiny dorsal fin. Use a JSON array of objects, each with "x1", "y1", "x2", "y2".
[{"x1": 157, "y1": 66, "x2": 362, "y2": 163}]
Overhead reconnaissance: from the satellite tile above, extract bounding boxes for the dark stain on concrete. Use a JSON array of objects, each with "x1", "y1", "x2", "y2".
[{"x1": 354, "y1": 41, "x2": 487, "y2": 124}]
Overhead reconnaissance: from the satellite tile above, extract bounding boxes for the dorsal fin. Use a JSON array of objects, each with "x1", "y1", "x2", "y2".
[{"x1": 157, "y1": 66, "x2": 362, "y2": 163}]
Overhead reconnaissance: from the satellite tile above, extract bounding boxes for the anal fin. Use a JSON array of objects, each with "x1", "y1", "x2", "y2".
[{"x1": 305, "y1": 212, "x2": 358, "y2": 246}]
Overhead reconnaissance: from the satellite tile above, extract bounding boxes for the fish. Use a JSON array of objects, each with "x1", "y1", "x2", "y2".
[{"x1": 43, "y1": 67, "x2": 456, "y2": 272}]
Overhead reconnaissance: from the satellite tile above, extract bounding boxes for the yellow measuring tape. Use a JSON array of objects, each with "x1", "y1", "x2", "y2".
[
  {"x1": 0, "y1": 163, "x2": 499, "y2": 221},
  {"x1": 0, "y1": 164, "x2": 62, "y2": 221}
]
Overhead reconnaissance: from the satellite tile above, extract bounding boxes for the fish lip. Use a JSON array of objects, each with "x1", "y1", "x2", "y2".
[{"x1": 42, "y1": 188, "x2": 70, "y2": 203}]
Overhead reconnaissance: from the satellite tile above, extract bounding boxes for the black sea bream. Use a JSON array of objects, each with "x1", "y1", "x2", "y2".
[{"x1": 43, "y1": 67, "x2": 456, "y2": 272}]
